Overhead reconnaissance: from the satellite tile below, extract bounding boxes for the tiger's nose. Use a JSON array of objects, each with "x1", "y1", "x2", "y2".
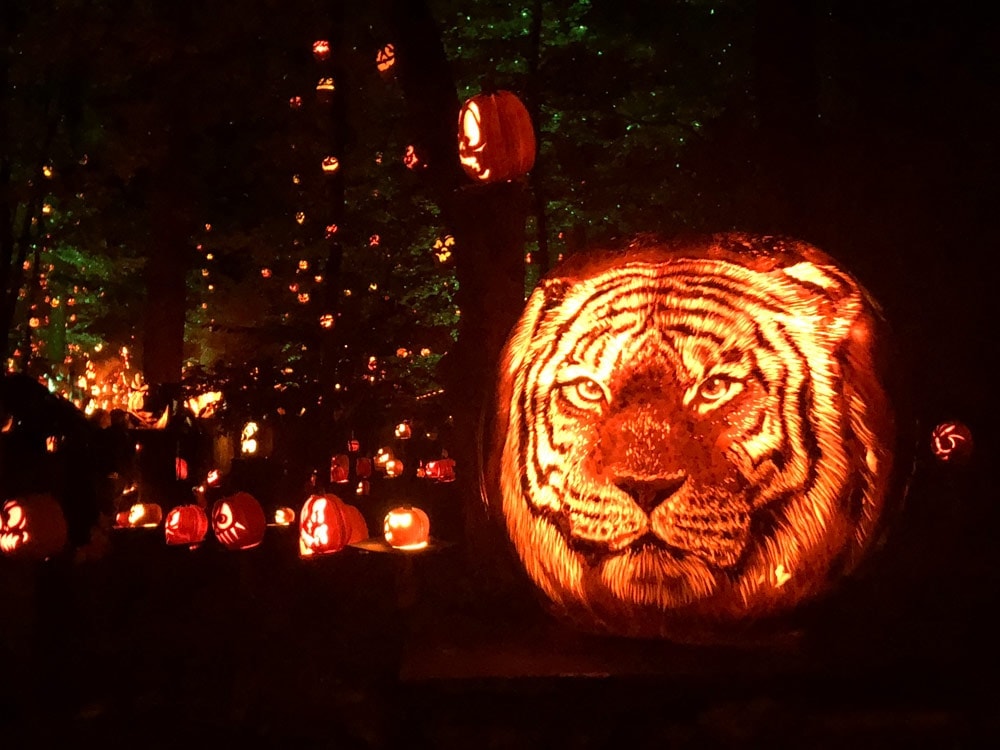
[{"x1": 615, "y1": 473, "x2": 687, "y2": 514}]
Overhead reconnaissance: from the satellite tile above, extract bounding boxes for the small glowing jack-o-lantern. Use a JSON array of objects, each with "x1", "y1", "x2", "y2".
[
  {"x1": 330, "y1": 454, "x2": 350, "y2": 484},
  {"x1": 212, "y1": 493, "x2": 266, "y2": 550},
  {"x1": 930, "y1": 420, "x2": 973, "y2": 464},
  {"x1": 321, "y1": 155, "x2": 340, "y2": 174},
  {"x1": 375, "y1": 43, "x2": 396, "y2": 76},
  {"x1": 164, "y1": 505, "x2": 209, "y2": 546},
  {"x1": 356, "y1": 457, "x2": 372, "y2": 479},
  {"x1": 312, "y1": 39, "x2": 330, "y2": 61},
  {"x1": 240, "y1": 420, "x2": 272, "y2": 457},
  {"x1": 384, "y1": 459, "x2": 404, "y2": 478},
  {"x1": 489, "y1": 233, "x2": 901, "y2": 639},
  {"x1": 420, "y1": 457, "x2": 456, "y2": 483},
  {"x1": 394, "y1": 422, "x2": 412, "y2": 439},
  {"x1": 117, "y1": 503, "x2": 164, "y2": 529},
  {"x1": 299, "y1": 494, "x2": 367, "y2": 557},
  {"x1": 383, "y1": 506, "x2": 430, "y2": 550},
  {"x1": 458, "y1": 90, "x2": 536, "y2": 184},
  {"x1": 0, "y1": 495, "x2": 68, "y2": 560},
  {"x1": 273, "y1": 507, "x2": 296, "y2": 526},
  {"x1": 374, "y1": 448, "x2": 393, "y2": 471}
]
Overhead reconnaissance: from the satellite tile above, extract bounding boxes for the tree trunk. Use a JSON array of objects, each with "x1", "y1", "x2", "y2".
[{"x1": 386, "y1": 0, "x2": 529, "y2": 579}]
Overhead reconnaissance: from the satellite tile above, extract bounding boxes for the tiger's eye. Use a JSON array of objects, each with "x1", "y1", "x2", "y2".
[
  {"x1": 699, "y1": 376, "x2": 730, "y2": 401},
  {"x1": 575, "y1": 379, "x2": 605, "y2": 403}
]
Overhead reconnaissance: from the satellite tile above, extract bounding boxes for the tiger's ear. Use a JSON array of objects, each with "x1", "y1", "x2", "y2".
[{"x1": 774, "y1": 262, "x2": 863, "y2": 340}]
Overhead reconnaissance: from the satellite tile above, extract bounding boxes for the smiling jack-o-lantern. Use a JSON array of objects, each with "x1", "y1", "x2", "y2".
[
  {"x1": 458, "y1": 90, "x2": 536, "y2": 184},
  {"x1": 0, "y1": 495, "x2": 68, "y2": 560},
  {"x1": 212, "y1": 493, "x2": 266, "y2": 550},
  {"x1": 383, "y1": 506, "x2": 430, "y2": 550},
  {"x1": 375, "y1": 43, "x2": 396, "y2": 76},
  {"x1": 164, "y1": 505, "x2": 209, "y2": 546},
  {"x1": 489, "y1": 234, "x2": 900, "y2": 639},
  {"x1": 299, "y1": 494, "x2": 367, "y2": 557}
]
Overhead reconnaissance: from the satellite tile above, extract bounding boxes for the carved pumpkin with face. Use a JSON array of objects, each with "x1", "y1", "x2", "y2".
[
  {"x1": 212, "y1": 493, "x2": 266, "y2": 550},
  {"x1": 383, "y1": 506, "x2": 430, "y2": 550},
  {"x1": 299, "y1": 494, "x2": 366, "y2": 557},
  {"x1": 458, "y1": 90, "x2": 536, "y2": 184},
  {"x1": 116, "y1": 503, "x2": 164, "y2": 529},
  {"x1": 0, "y1": 495, "x2": 68, "y2": 560},
  {"x1": 930, "y1": 420, "x2": 973, "y2": 464},
  {"x1": 490, "y1": 234, "x2": 900, "y2": 638},
  {"x1": 164, "y1": 505, "x2": 208, "y2": 546}
]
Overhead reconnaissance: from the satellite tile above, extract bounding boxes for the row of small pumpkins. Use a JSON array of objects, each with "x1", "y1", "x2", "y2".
[
  {"x1": 0, "y1": 493, "x2": 430, "y2": 562},
  {"x1": 124, "y1": 493, "x2": 430, "y2": 555}
]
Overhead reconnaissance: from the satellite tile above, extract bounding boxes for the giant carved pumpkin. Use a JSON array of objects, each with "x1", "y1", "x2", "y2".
[
  {"x1": 299, "y1": 493, "x2": 367, "y2": 557},
  {"x1": 0, "y1": 495, "x2": 68, "y2": 560},
  {"x1": 458, "y1": 90, "x2": 536, "y2": 184},
  {"x1": 489, "y1": 234, "x2": 900, "y2": 639},
  {"x1": 212, "y1": 492, "x2": 266, "y2": 550},
  {"x1": 164, "y1": 505, "x2": 209, "y2": 546}
]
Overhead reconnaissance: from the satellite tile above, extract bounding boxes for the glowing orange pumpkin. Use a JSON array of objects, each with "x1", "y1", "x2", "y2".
[
  {"x1": 458, "y1": 90, "x2": 536, "y2": 183},
  {"x1": 0, "y1": 495, "x2": 68, "y2": 560},
  {"x1": 489, "y1": 234, "x2": 900, "y2": 639},
  {"x1": 273, "y1": 507, "x2": 296, "y2": 526},
  {"x1": 164, "y1": 505, "x2": 208, "y2": 546},
  {"x1": 930, "y1": 420, "x2": 973, "y2": 463},
  {"x1": 330, "y1": 454, "x2": 350, "y2": 484},
  {"x1": 383, "y1": 506, "x2": 430, "y2": 550},
  {"x1": 212, "y1": 493, "x2": 266, "y2": 550},
  {"x1": 375, "y1": 43, "x2": 396, "y2": 76},
  {"x1": 299, "y1": 494, "x2": 365, "y2": 557},
  {"x1": 116, "y1": 503, "x2": 163, "y2": 529},
  {"x1": 420, "y1": 458, "x2": 456, "y2": 483}
]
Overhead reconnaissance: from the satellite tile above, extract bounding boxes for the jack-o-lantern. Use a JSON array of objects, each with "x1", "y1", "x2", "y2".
[
  {"x1": 347, "y1": 438, "x2": 361, "y2": 453},
  {"x1": 330, "y1": 454, "x2": 350, "y2": 484},
  {"x1": 299, "y1": 494, "x2": 366, "y2": 557},
  {"x1": 164, "y1": 505, "x2": 208, "y2": 546},
  {"x1": 420, "y1": 458, "x2": 456, "y2": 482},
  {"x1": 356, "y1": 457, "x2": 372, "y2": 479},
  {"x1": 488, "y1": 233, "x2": 901, "y2": 639},
  {"x1": 384, "y1": 459, "x2": 404, "y2": 478},
  {"x1": 355, "y1": 480, "x2": 370, "y2": 497},
  {"x1": 394, "y1": 421, "x2": 412, "y2": 439},
  {"x1": 383, "y1": 506, "x2": 430, "y2": 550},
  {"x1": 273, "y1": 507, "x2": 296, "y2": 526},
  {"x1": 375, "y1": 43, "x2": 396, "y2": 76},
  {"x1": 175, "y1": 456, "x2": 188, "y2": 481},
  {"x1": 0, "y1": 495, "x2": 68, "y2": 560},
  {"x1": 117, "y1": 503, "x2": 163, "y2": 528},
  {"x1": 930, "y1": 420, "x2": 973, "y2": 464},
  {"x1": 240, "y1": 420, "x2": 273, "y2": 457},
  {"x1": 458, "y1": 90, "x2": 536, "y2": 184},
  {"x1": 212, "y1": 493, "x2": 266, "y2": 550}
]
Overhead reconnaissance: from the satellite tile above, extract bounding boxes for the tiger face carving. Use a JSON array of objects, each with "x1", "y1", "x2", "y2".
[{"x1": 492, "y1": 234, "x2": 897, "y2": 638}]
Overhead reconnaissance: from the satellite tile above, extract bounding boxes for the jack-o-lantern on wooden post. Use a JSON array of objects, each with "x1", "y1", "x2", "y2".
[
  {"x1": 458, "y1": 90, "x2": 536, "y2": 184},
  {"x1": 487, "y1": 234, "x2": 904, "y2": 640}
]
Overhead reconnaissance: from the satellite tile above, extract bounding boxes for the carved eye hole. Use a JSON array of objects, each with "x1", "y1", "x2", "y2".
[
  {"x1": 698, "y1": 375, "x2": 740, "y2": 403},
  {"x1": 3, "y1": 503, "x2": 22, "y2": 529},
  {"x1": 215, "y1": 503, "x2": 233, "y2": 530},
  {"x1": 462, "y1": 103, "x2": 482, "y2": 148}
]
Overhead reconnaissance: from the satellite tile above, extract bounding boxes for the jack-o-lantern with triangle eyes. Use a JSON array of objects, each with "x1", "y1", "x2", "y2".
[
  {"x1": 212, "y1": 492, "x2": 266, "y2": 550},
  {"x1": 488, "y1": 233, "x2": 903, "y2": 640},
  {"x1": 458, "y1": 90, "x2": 536, "y2": 184},
  {"x1": 164, "y1": 505, "x2": 209, "y2": 546},
  {"x1": 0, "y1": 495, "x2": 68, "y2": 560}
]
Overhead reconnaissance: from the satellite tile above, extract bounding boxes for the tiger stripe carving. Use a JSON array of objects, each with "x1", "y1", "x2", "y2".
[{"x1": 492, "y1": 234, "x2": 896, "y2": 638}]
